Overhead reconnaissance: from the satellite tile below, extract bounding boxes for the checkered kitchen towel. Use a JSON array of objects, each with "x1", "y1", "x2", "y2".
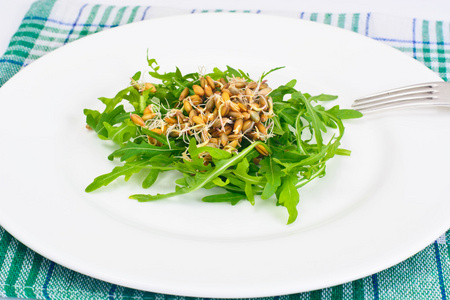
[{"x1": 1, "y1": 0, "x2": 450, "y2": 299}]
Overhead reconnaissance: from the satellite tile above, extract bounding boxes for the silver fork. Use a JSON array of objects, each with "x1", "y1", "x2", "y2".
[{"x1": 351, "y1": 81, "x2": 450, "y2": 112}]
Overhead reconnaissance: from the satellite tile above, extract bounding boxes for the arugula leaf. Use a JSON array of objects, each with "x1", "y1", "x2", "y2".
[
  {"x1": 202, "y1": 192, "x2": 246, "y2": 205},
  {"x1": 85, "y1": 160, "x2": 149, "y2": 192},
  {"x1": 259, "y1": 156, "x2": 283, "y2": 200},
  {"x1": 221, "y1": 173, "x2": 246, "y2": 189},
  {"x1": 196, "y1": 146, "x2": 232, "y2": 161},
  {"x1": 233, "y1": 158, "x2": 264, "y2": 185},
  {"x1": 260, "y1": 66, "x2": 285, "y2": 80},
  {"x1": 234, "y1": 159, "x2": 259, "y2": 205},
  {"x1": 140, "y1": 155, "x2": 177, "y2": 188},
  {"x1": 93, "y1": 105, "x2": 129, "y2": 139},
  {"x1": 270, "y1": 84, "x2": 297, "y2": 103},
  {"x1": 273, "y1": 144, "x2": 329, "y2": 173},
  {"x1": 141, "y1": 128, "x2": 178, "y2": 147},
  {"x1": 99, "y1": 86, "x2": 135, "y2": 113},
  {"x1": 293, "y1": 91, "x2": 324, "y2": 150},
  {"x1": 212, "y1": 177, "x2": 230, "y2": 187},
  {"x1": 237, "y1": 69, "x2": 252, "y2": 81},
  {"x1": 84, "y1": 109, "x2": 101, "y2": 129},
  {"x1": 244, "y1": 181, "x2": 255, "y2": 205},
  {"x1": 108, "y1": 141, "x2": 183, "y2": 161},
  {"x1": 103, "y1": 119, "x2": 137, "y2": 145},
  {"x1": 226, "y1": 66, "x2": 241, "y2": 78},
  {"x1": 146, "y1": 54, "x2": 160, "y2": 72},
  {"x1": 295, "y1": 164, "x2": 326, "y2": 189},
  {"x1": 142, "y1": 169, "x2": 160, "y2": 189},
  {"x1": 277, "y1": 175, "x2": 300, "y2": 224},
  {"x1": 310, "y1": 94, "x2": 338, "y2": 102},
  {"x1": 208, "y1": 67, "x2": 226, "y2": 80},
  {"x1": 327, "y1": 105, "x2": 364, "y2": 119},
  {"x1": 132, "y1": 71, "x2": 141, "y2": 81},
  {"x1": 130, "y1": 142, "x2": 266, "y2": 202}
]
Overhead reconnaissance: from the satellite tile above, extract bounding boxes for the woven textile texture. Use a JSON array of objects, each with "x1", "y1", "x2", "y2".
[{"x1": 1, "y1": 1, "x2": 450, "y2": 299}]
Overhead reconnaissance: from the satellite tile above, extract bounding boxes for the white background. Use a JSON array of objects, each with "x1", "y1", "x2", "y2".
[{"x1": 1, "y1": 0, "x2": 450, "y2": 57}]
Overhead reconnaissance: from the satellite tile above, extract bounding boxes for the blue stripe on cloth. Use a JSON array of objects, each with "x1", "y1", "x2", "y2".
[
  {"x1": 43, "y1": 261, "x2": 56, "y2": 300},
  {"x1": 191, "y1": 9, "x2": 196, "y2": 14},
  {"x1": 22, "y1": 16, "x2": 117, "y2": 28},
  {"x1": 300, "y1": 12, "x2": 305, "y2": 19},
  {"x1": 63, "y1": 3, "x2": 88, "y2": 45},
  {"x1": 365, "y1": 13, "x2": 371, "y2": 36},
  {"x1": 108, "y1": 284, "x2": 117, "y2": 299},
  {"x1": 371, "y1": 274, "x2": 379, "y2": 300},
  {"x1": 433, "y1": 241, "x2": 447, "y2": 300},
  {"x1": 0, "y1": 59, "x2": 23, "y2": 66},
  {"x1": 372, "y1": 37, "x2": 450, "y2": 46},
  {"x1": 141, "y1": 6, "x2": 151, "y2": 20},
  {"x1": 256, "y1": 9, "x2": 261, "y2": 14},
  {"x1": 412, "y1": 18, "x2": 417, "y2": 59}
]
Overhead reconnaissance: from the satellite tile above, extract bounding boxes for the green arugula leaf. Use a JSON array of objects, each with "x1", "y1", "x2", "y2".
[
  {"x1": 221, "y1": 173, "x2": 246, "y2": 189},
  {"x1": 293, "y1": 91, "x2": 325, "y2": 150},
  {"x1": 202, "y1": 192, "x2": 246, "y2": 205},
  {"x1": 277, "y1": 175, "x2": 300, "y2": 224},
  {"x1": 84, "y1": 109, "x2": 101, "y2": 129},
  {"x1": 93, "y1": 105, "x2": 129, "y2": 138},
  {"x1": 142, "y1": 169, "x2": 160, "y2": 189},
  {"x1": 141, "y1": 128, "x2": 176, "y2": 147},
  {"x1": 273, "y1": 144, "x2": 330, "y2": 173},
  {"x1": 99, "y1": 86, "x2": 135, "y2": 113},
  {"x1": 226, "y1": 66, "x2": 241, "y2": 78},
  {"x1": 244, "y1": 181, "x2": 255, "y2": 205},
  {"x1": 295, "y1": 111, "x2": 308, "y2": 154},
  {"x1": 212, "y1": 177, "x2": 230, "y2": 187},
  {"x1": 233, "y1": 158, "x2": 264, "y2": 185},
  {"x1": 140, "y1": 155, "x2": 177, "y2": 188},
  {"x1": 270, "y1": 83, "x2": 297, "y2": 102},
  {"x1": 234, "y1": 158, "x2": 260, "y2": 205},
  {"x1": 285, "y1": 79, "x2": 297, "y2": 88},
  {"x1": 295, "y1": 164, "x2": 326, "y2": 189},
  {"x1": 259, "y1": 156, "x2": 283, "y2": 200},
  {"x1": 130, "y1": 142, "x2": 266, "y2": 202},
  {"x1": 208, "y1": 67, "x2": 226, "y2": 80},
  {"x1": 327, "y1": 105, "x2": 364, "y2": 119},
  {"x1": 85, "y1": 160, "x2": 149, "y2": 192},
  {"x1": 196, "y1": 146, "x2": 232, "y2": 161},
  {"x1": 108, "y1": 141, "x2": 183, "y2": 161},
  {"x1": 131, "y1": 189, "x2": 187, "y2": 201},
  {"x1": 237, "y1": 69, "x2": 252, "y2": 81},
  {"x1": 103, "y1": 119, "x2": 137, "y2": 145},
  {"x1": 132, "y1": 71, "x2": 141, "y2": 81},
  {"x1": 146, "y1": 54, "x2": 160, "y2": 71},
  {"x1": 260, "y1": 66, "x2": 285, "y2": 80},
  {"x1": 310, "y1": 94, "x2": 338, "y2": 102}
]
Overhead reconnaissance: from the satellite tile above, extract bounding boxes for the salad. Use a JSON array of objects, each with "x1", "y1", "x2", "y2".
[{"x1": 84, "y1": 57, "x2": 362, "y2": 224}]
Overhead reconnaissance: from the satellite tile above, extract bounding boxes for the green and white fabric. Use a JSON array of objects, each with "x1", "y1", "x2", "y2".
[{"x1": 1, "y1": 0, "x2": 450, "y2": 299}]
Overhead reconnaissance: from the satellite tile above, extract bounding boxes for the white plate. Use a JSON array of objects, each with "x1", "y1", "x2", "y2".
[{"x1": 0, "y1": 13, "x2": 449, "y2": 298}]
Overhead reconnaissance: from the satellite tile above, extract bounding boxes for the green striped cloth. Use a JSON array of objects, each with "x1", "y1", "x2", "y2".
[{"x1": 1, "y1": 1, "x2": 450, "y2": 299}]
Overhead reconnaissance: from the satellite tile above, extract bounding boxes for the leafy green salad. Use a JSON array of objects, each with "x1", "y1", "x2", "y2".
[{"x1": 84, "y1": 57, "x2": 362, "y2": 224}]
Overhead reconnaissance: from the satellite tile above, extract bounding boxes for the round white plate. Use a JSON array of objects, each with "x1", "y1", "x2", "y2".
[{"x1": 0, "y1": 14, "x2": 449, "y2": 298}]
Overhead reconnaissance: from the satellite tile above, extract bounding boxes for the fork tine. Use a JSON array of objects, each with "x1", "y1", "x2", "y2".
[
  {"x1": 353, "y1": 98, "x2": 439, "y2": 112},
  {"x1": 353, "y1": 82, "x2": 438, "y2": 104},
  {"x1": 353, "y1": 88, "x2": 436, "y2": 105},
  {"x1": 351, "y1": 82, "x2": 441, "y2": 112},
  {"x1": 352, "y1": 92, "x2": 437, "y2": 110}
]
